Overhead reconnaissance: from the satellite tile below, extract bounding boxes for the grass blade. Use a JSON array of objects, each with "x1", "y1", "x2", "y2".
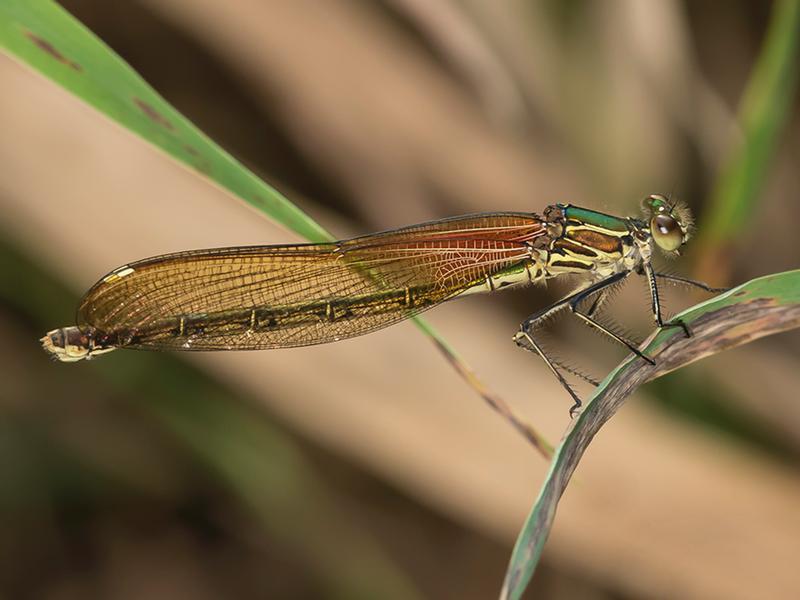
[
  {"x1": 500, "y1": 269, "x2": 800, "y2": 599},
  {"x1": 0, "y1": 0, "x2": 328, "y2": 241},
  {"x1": 697, "y1": 0, "x2": 800, "y2": 280}
]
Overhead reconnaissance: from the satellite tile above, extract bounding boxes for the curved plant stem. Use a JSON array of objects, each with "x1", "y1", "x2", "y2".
[
  {"x1": 501, "y1": 269, "x2": 800, "y2": 600},
  {"x1": 697, "y1": 0, "x2": 800, "y2": 282}
]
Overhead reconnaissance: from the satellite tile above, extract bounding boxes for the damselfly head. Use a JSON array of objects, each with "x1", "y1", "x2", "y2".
[{"x1": 641, "y1": 194, "x2": 693, "y2": 255}]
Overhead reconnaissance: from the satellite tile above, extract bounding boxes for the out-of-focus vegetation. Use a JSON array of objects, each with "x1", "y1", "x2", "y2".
[{"x1": 1, "y1": 1, "x2": 799, "y2": 598}]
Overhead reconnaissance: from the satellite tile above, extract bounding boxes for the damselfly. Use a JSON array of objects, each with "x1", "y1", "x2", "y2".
[{"x1": 41, "y1": 194, "x2": 723, "y2": 413}]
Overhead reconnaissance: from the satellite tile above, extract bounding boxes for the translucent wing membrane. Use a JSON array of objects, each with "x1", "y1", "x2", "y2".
[{"x1": 77, "y1": 213, "x2": 545, "y2": 351}]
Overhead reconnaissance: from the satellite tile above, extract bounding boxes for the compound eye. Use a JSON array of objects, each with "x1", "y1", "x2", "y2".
[
  {"x1": 642, "y1": 193, "x2": 670, "y2": 215},
  {"x1": 651, "y1": 214, "x2": 682, "y2": 252}
]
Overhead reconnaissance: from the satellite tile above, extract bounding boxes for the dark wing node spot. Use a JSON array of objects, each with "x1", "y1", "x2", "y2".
[
  {"x1": 25, "y1": 31, "x2": 82, "y2": 71},
  {"x1": 134, "y1": 98, "x2": 174, "y2": 130}
]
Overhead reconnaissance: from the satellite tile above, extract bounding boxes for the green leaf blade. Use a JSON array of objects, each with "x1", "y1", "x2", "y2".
[
  {"x1": 702, "y1": 0, "x2": 800, "y2": 244},
  {"x1": 0, "y1": 0, "x2": 331, "y2": 242},
  {"x1": 500, "y1": 269, "x2": 800, "y2": 600}
]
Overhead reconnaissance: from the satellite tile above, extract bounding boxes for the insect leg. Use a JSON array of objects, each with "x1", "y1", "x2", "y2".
[
  {"x1": 569, "y1": 273, "x2": 656, "y2": 365},
  {"x1": 515, "y1": 330, "x2": 585, "y2": 416},
  {"x1": 645, "y1": 263, "x2": 693, "y2": 337},
  {"x1": 515, "y1": 271, "x2": 633, "y2": 415},
  {"x1": 654, "y1": 272, "x2": 729, "y2": 293}
]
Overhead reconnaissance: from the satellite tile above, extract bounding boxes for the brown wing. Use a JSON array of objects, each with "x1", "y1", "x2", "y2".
[{"x1": 77, "y1": 213, "x2": 544, "y2": 350}]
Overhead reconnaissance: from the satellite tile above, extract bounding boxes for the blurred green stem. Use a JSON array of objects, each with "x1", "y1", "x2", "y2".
[{"x1": 697, "y1": 0, "x2": 800, "y2": 281}]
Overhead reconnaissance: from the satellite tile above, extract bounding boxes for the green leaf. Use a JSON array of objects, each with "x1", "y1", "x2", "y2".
[
  {"x1": 0, "y1": 0, "x2": 329, "y2": 242},
  {"x1": 702, "y1": 0, "x2": 800, "y2": 245},
  {"x1": 500, "y1": 269, "x2": 800, "y2": 600}
]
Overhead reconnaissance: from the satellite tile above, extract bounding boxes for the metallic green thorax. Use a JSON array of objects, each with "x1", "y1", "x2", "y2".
[{"x1": 560, "y1": 204, "x2": 629, "y2": 232}]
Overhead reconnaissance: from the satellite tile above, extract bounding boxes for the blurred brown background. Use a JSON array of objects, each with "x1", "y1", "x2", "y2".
[{"x1": 1, "y1": 1, "x2": 799, "y2": 598}]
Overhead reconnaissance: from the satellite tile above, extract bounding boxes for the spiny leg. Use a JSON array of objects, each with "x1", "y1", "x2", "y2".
[
  {"x1": 515, "y1": 271, "x2": 638, "y2": 415},
  {"x1": 646, "y1": 264, "x2": 693, "y2": 337},
  {"x1": 569, "y1": 275, "x2": 655, "y2": 365},
  {"x1": 654, "y1": 272, "x2": 729, "y2": 294},
  {"x1": 556, "y1": 358, "x2": 600, "y2": 387},
  {"x1": 653, "y1": 271, "x2": 731, "y2": 336},
  {"x1": 584, "y1": 288, "x2": 608, "y2": 318},
  {"x1": 515, "y1": 330, "x2": 584, "y2": 416}
]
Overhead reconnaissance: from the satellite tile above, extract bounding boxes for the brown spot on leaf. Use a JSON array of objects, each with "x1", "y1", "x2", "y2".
[
  {"x1": 182, "y1": 146, "x2": 211, "y2": 175},
  {"x1": 25, "y1": 31, "x2": 82, "y2": 71},
  {"x1": 134, "y1": 98, "x2": 174, "y2": 130},
  {"x1": 193, "y1": 159, "x2": 212, "y2": 176}
]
